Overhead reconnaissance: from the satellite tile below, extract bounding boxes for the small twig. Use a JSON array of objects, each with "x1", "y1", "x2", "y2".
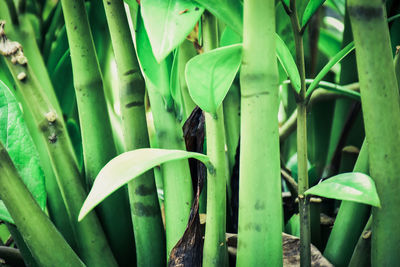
[
  {"x1": 280, "y1": 0, "x2": 292, "y2": 15},
  {"x1": 281, "y1": 168, "x2": 298, "y2": 197}
]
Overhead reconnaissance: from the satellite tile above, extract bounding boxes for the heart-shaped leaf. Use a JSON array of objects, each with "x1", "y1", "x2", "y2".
[
  {"x1": 219, "y1": 28, "x2": 300, "y2": 93},
  {"x1": 302, "y1": 0, "x2": 327, "y2": 28},
  {"x1": 0, "y1": 81, "x2": 46, "y2": 224},
  {"x1": 305, "y1": 172, "x2": 381, "y2": 207},
  {"x1": 194, "y1": 0, "x2": 242, "y2": 35},
  {"x1": 185, "y1": 44, "x2": 242, "y2": 115},
  {"x1": 276, "y1": 34, "x2": 301, "y2": 93},
  {"x1": 141, "y1": 0, "x2": 204, "y2": 62},
  {"x1": 79, "y1": 148, "x2": 211, "y2": 221}
]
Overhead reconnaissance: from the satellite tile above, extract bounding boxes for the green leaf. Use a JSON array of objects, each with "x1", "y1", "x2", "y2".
[
  {"x1": 220, "y1": 26, "x2": 242, "y2": 47},
  {"x1": 306, "y1": 42, "x2": 355, "y2": 99},
  {"x1": 79, "y1": 148, "x2": 211, "y2": 221},
  {"x1": 302, "y1": 0, "x2": 326, "y2": 28},
  {"x1": 185, "y1": 44, "x2": 242, "y2": 115},
  {"x1": 305, "y1": 172, "x2": 381, "y2": 207},
  {"x1": 123, "y1": 0, "x2": 138, "y2": 9},
  {"x1": 136, "y1": 11, "x2": 174, "y2": 109},
  {"x1": 276, "y1": 34, "x2": 301, "y2": 93},
  {"x1": 194, "y1": 0, "x2": 243, "y2": 35},
  {"x1": 141, "y1": 0, "x2": 204, "y2": 62},
  {"x1": 0, "y1": 81, "x2": 46, "y2": 224}
]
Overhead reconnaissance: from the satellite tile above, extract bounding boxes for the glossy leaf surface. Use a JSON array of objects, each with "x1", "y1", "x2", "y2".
[
  {"x1": 185, "y1": 44, "x2": 242, "y2": 115},
  {"x1": 305, "y1": 172, "x2": 380, "y2": 207},
  {"x1": 0, "y1": 81, "x2": 46, "y2": 223},
  {"x1": 141, "y1": 0, "x2": 204, "y2": 62},
  {"x1": 276, "y1": 34, "x2": 301, "y2": 93},
  {"x1": 136, "y1": 12, "x2": 174, "y2": 108},
  {"x1": 302, "y1": 0, "x2": 326, "y2": 27},
  {"x1": 79, "y1": 148, "x2": 211, "y2": 221}
]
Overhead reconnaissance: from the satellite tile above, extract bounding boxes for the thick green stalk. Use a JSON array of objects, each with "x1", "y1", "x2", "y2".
[
  {"x1": 203, "y1": 110, "x2": 228, "y2": 267},
  {"x1": 147, "y1": 86, "x2": 193, "y2": 256},
  {"x1": 0, "y1": 24, "x2": 117, "y2": 266},
  {"x1": 289, "y1": 0, "x2": 310, "y2": 265},
  {"x1": 102, "y1": 0, "x2": 165, "y2": 266},
  {"x1": 0, "y1": 5, "x2": 76, "y2": 246},
  {"x1": 324, "y1": 141, "x2": 370, "y2": 267},
  {"x1": 0, "y1": 143, "x2": 84, "y2": 267},
  {"x1": 202, "y1": 12, "x2": 228, "y2": 267},
  {"x1": 236, "y1": 0, "x2": 282, "y2": 266},
  {"x1": 60, "y1": 0, "x2": 134, "y2": 265},
  {"x1": 348, "y1": 0, "x2": 400, "y2": 265}
]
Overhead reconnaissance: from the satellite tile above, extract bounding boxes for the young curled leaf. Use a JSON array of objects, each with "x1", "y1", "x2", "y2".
[{"x1": 185, "y1": 44, "x2": 242, "y2": 115}]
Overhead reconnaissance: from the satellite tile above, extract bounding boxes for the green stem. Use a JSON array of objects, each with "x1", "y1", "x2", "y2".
[
  {"x1": 0, "y1": 9, "x2": 76, "y2": 245},
  {"x1": 60, "y1": 0, "x2": 134, "y2": 265},
  {"x1": 146, "y1": 86, "x2": 193, "y2": 257},
  {"x1": 102, "y1": 0, "x2": 165, "y2": 265},
  {"x1": 236, "y1": 0, "x2": 282, "y2": 266},
  {"x1": 202, "y1": 12, "x2": 228, "y2": 267},
  {"x1": 0, "y1": 142, "x2": 84, "y2": 267},
  {"x1": 348, "y1": 0, "x2": 400, "y2": 265},
  {"x1": 0, "y1": 24, "x2": 117, "y2": 266},
  {"x1": 133, "y1": 10, "x2": 193, "y2": 258},
  {"x1": 289, "y1": 0, "x2": 310, "y2": 265}
]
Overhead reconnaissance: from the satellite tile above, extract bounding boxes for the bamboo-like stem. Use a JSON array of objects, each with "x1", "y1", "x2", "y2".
[
  {"x1": 348, "y1": 0, "x2": 400, "y2": 265},
  {"x1": 289, "y1": 0, "x2": 310, "y2": 265},
  {"x1": 201, "y1": 12, "x2": 228, "y2": 267},
  {"x1": 236, "y1": 0, "x2": 283, "y2": 266},
  {"x1": 0, "y1": 23, "x2": 117, "y2": 266},
  {"x1": 60, "y1": 0, "x2": 135, "y2": 265},
  {"x1": 146, "y1": 86, "x2": 193, "y2": 257},
  {"x1": 0, "y1": 143, "x2": 85, "y2": 267},
  {"x1": 134, "y1": 11, "x2": 193, "y2": 257},
  {"x1": 0, "y1": 5, "x2": 76, "y2": 246},
  {"x1": 324, "y1": 141, "x2": 370, "y2": 267},
  {"x1": 102, "y1": 0, "x2": 165, "y2": 265}
]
